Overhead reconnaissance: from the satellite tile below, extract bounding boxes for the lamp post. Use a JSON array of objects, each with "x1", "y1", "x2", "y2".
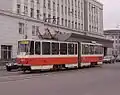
[{"x1": 22, "y1": 12, "x2": 28, "y2": 39}]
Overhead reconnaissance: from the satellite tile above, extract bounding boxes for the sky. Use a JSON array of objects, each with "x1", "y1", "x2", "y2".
[{"x1": 99, "y1": 0, "x2": 120, "y2": 30}]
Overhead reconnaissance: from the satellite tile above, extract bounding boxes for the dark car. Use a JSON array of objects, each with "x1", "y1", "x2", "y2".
[{"x1": 6, "y1": 62, "x2": 21, "y2": 71}]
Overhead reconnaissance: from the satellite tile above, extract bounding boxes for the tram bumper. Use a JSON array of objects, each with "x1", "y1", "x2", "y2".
[
  {"x1": 20, "y1": 64, "x2": 31, "y2": 71},
  {"x1": 17, "y1": 59, "x2": 31, "y2": 71}
]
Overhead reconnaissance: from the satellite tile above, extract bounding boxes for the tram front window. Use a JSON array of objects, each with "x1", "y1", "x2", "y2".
[{"x1": 18, "y1": 40, "x2": 30, "y2": 55}]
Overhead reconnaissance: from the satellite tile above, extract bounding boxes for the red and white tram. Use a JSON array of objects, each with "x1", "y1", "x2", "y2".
[{"x1": 16, "y1": 39, "x2": 104, "y2": 71}]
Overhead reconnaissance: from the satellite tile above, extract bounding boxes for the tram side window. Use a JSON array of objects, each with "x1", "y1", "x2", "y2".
[
  {"x1": 90, "y1": 45, "x2": 94, "y2": 54},
  {"x1": 82, "y1": 44, "x2": 90, "y2": 55},
  {"x1": 100, "y1": 46, "x2": 103, "y2": 54},
  {"x1": 68, "y1": 43, "x2": 74, "y2": 55},
  {"x1": 52, "y1": 43, "x2": 59, "y2": 55},
  {"x1": 85, "y1": 45, "x2": 89, "y2": 54},
  {"x1": 60, "y1": 43, "x2": 67, "y2": 55},
  {"x1": 96, "y1": 46, "x2": 103, "y2": 54},
  {"x1": 75, "y1": 44, "x2": 77, "y2": 55},
  {"x1": 30, "y1": 41, "x2": 34, "y2": 55},
  {"x1": 82, "y1": 44, "x2": 85, "y2": 54},
  {"x1": 42, "y1": 42, "x2": 50, "y2": 55},
  {"x1": 95, "y1": 46, "x2": 99, "y2": 54},
  {"x1": 35, "y1": 42, "x2": 41, "y2": 55}
]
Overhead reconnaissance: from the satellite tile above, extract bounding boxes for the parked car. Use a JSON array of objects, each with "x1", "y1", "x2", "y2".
[
  {"x1": 116, "y1": 56, "x2": 120, "y2": 62},
  {"x1": 103, "y1": 56, "x2": 115, "y2": 64},
  {"x1": 6, "y1": 62, "x2": 21, "y2": 71}
]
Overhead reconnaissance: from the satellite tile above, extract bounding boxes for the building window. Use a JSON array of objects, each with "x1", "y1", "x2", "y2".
[
  {"x1": 72, "y1": 9, "x2": 74, "y2": 16},
  {"x1": 81, "y1": 12, "x2": 83, "y2": 20},
  {"x1": 37, "y1": 0, "x2": 40, "y2": 4},
  {"x1": 81, "y1": 1, "x2": 83, "y2": 9},
  {"x1": 43, "y1": 0, "x2": 46, "y2": 8},
  {"x1": 61, "y1": 0, "x2": 63, "y2": 3},
  {"x1": 61, "y1": 5, "x2": 63, "y2": 14},
  {"x1": 65, "y1": 7, "x2": 67, "y2": 15},
  {"x1": 52, "y1": 16, "x2": 56, "y2": 24},
  {"x1": 68, "y1": 8, "x2": 70, "y2": 16},
  {"x1": 32, "y1": 25, "x2": 36, "y2": 36},
  {"x1": 53, "y1": 1, "x2": 55, "y2": 11},
  {"x1": 36, "y1": 26, "x2": 39, "y2": 36},
  {"x1": 78, "y1": 23, "x2": 80, "y2": 30},
  {"x1": 81, "y1": 24, "x2": 83, "y2": 30},
  {"x1": 75, "y1": 22, "x2": 77, "y2": 29},
  {"x1": 31, "y1": 0, "x2": 34, "y2": 8},
  {"x1": 1, "y1": 45, "x2": 12, "y2": 60},
  {"x1": 68, "y1": 20, "x2": 70, "y2": 28},
  {"x1": 48, "y1": 0, "x2": 51, "y2": 9},
  {"x1": 24, "y1": 0, "x2": 28, "y2": 5},
  {"x1": 57, "y1": 4, "x2": 59, "y2": 13},
  {"x1": 72, "y1": 21, "x2": 74, "y2": 29},
  {"x1": 89, "y1": 25, "x2": 91, "y2": 32},
  {"x1": 24, "y1": 6, "x2": 28, "y2": 15},
  {"x1": 68, "y1": 0, "x2": 70, "y2": 5},
  {"x1": 43, "y1": 13, "x2": 46, "y2": 21},
  {"x1": 32, "y1": 26, "x2": 39, "y2": 36},
  {"x1": 19, "y1": 23, "x2": 24, "y2": 34},
  {"x1": 17, "y1": 4, "x2": 21, "y2": 14},
  {"x1": 30, "y1": 8, "x2": 34, "y2": 17},
  {"x1": 17, "y1": 0, "x2": 21, "y2": 4},
  {"x1": 78, "y1": 1, "x2": 80, "y2": 8},
  {"x1": 37, "y1": 10, "x2": 40, "y2": 19},
  {"x1": 61, "y1": 18, "x2": 64, "y2": 26},
  {"x1": 72, "y1": 0, "x2": 73, "y2": 6},
  {"x1": 75, "y1": 0, "x2": 77, "y2": 7},
  {"x1": 78, "y1": 11, "x2": 80, "y2": 19},
  {"x1": 57, "y1": 17, "x2": 60, "y2": 25},
  {"x1": 65, "y1": 19, "x2": 67, "y2": 27},
  {"x1": 75, "y1": 10, "x2": 77, "y2": 18},
  {"x1": 48, "y1": 14, "x2": 51, "y2": 23}
]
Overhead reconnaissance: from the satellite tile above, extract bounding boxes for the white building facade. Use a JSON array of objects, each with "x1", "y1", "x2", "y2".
[
  {"x1": 104, "y1": 30, "x2": 120, "y2": 56},
  {"x1": 0, "y1": 0, "x2": 111, "y2": 61}
]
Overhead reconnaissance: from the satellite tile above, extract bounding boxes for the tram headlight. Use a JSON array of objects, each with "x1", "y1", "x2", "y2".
[
  {"x1": 21, "y1": 59, "x2": 26, "y2": 62},
  {"x1": 18, "y1": 58, "x2": 28, "y2": 64}
]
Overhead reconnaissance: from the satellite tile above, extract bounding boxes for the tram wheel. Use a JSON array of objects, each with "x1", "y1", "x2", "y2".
[{"x1": 53, "y1": 65, "x2": 58, "y2": 71}]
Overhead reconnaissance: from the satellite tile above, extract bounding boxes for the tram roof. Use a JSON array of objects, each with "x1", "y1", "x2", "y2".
[
  {"x1": 18, "y1": 39, "x2": 78, "y2": 43},
  {"x1": 18, "y1": 39, "x2": 102, "y2": 46}
]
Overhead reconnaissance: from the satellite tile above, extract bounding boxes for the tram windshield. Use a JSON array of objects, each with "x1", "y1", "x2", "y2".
[{"x1": 18, "y1": 40, "x2": 30, "y2": 55}]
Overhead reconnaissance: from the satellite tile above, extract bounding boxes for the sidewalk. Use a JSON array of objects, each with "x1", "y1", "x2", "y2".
[
  {"x1": 0, "y1": 66, "x2": 6, "y2": 71},
  {"x1": 0, "y1": 61, "x2": 8, "y2": 71}
]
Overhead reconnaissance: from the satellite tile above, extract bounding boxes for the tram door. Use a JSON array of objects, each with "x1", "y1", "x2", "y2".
[
  {"x1": 104, "y1": 47, "x2": 107, "y2": 56},
  {"x1": 77, "y1": 42, "x2": 81, "y2": 68}
]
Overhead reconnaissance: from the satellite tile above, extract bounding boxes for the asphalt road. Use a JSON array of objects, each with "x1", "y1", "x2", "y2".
[{"x1": 0, "y1": 63, "x2": 120, "y2": 95}]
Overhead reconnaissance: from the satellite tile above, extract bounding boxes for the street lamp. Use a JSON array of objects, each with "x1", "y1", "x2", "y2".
[{"x1": 22, "y1": 12, "x2": 28, "y2": 39}]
